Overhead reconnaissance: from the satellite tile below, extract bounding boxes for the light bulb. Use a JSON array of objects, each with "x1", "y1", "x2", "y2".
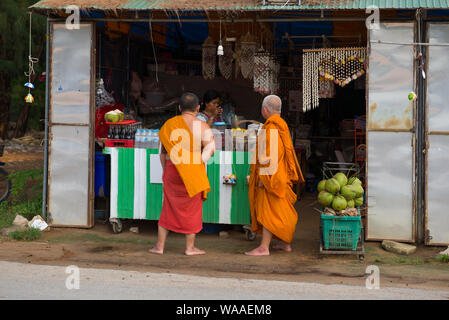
[{"x1": 217, "y1": 40, "x2": 224, "y2": 56}]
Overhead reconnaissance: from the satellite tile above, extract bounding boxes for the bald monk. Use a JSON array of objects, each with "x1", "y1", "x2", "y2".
[
  {"x1": 245, "y1": 95, "x2": 304, "y2": 256},
  {"x1": 149, "y1": 92, "x2": 215, "y2": 256}
]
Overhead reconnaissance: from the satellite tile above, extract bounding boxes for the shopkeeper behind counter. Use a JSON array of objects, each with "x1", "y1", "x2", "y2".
[{"x1": 196, "y1": 90, "x2": 223, "y2": 126}]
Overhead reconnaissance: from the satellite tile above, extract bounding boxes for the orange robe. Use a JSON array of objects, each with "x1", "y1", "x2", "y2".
[
  {"x1": 158, "y1": 116, "x2": 211, "y2": 233},
  {"x1": 159, "y1": 115, "x2": 210, "y2": 199},
  {"x1": 248, "y1": 114, "x2": 305, "y2": 243}
]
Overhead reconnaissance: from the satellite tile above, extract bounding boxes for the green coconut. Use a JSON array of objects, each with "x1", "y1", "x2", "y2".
[
  {"x1": 332, "y1": 195, "x2": 347, "y2": 211},
  {"x1": 325, "y1": 178, "x2": 341, "y2": 195},
  {"x1": 317, "y1": 180, "x2": 327, "y2": 193},
  {"x1": 340, "y1": 185, "x2": 357, "y2": 200},
  {"x1": 333, "y1": 172, "x2": 348, "y2": 187},
  {"x1": 115, "y1": 109, "x2": 125, "y2": 121},
  {"x1": 349, "y1": 177, "x2": 362, "y2": 186},
  {"x1": 104, "y1": 112, "x2": 112, "y2": 122},
  {"x1": 354, "y1": 197, "x2": 364, "y2": 207},
  {"x1": 347, "y1": 199, "x2": 355, "y2": 208},
  {"x1": 318, "y1": 191, "x2": 334, "y2": 208},
  {"x1": 352, "y1": 184, "x2": 365, "y2": 198}
]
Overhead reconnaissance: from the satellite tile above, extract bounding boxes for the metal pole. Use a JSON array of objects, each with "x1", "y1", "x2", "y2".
[
  {"x1": 416, "y1": 9, "x2": 426, "y2": 244},
  {"x1": 42, "y1": 18, "x2": 50, "y2": 221},
  {"x1": 370, "y1": 39, "x2": 449, "y2": 46}
]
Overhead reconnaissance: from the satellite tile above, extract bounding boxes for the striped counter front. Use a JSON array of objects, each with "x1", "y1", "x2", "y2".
[{"x1": 103, "y1": 147, "x2": 252, "y2": 225}]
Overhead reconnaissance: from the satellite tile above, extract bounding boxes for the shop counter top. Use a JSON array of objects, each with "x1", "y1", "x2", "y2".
[{"x1": 103, "y1": 147, "x2": 252, "y2": 225}]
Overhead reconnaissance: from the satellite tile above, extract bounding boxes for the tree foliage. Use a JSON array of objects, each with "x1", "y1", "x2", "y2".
[{"x1": 0, "y1": 0, "x2": 46, "y2": 138}]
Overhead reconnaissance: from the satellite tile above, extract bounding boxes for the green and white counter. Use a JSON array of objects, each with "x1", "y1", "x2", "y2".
[{"x1": 103, "y1": 147, "x2": 252, "y2": 228}]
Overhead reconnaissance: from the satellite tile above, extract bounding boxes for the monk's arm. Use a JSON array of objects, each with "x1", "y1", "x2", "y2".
[{"x1": 160, "y1": 144, "x2": 167, "y2": 171}]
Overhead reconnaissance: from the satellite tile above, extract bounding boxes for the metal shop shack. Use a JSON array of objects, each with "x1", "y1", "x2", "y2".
[{"x1": 30, "y1": 0, "x2": 449, "y2": 246}]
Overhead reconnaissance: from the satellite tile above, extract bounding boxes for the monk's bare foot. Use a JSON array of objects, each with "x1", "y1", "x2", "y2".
[
  {"x1": 185, "y1": 247, "x2": 206, "y2": 256},
  {"x1": 272, "y1": 242, "x2": 292, "y2": 252},
  {"x1": 244, "y1": 246, "x2": 270, "y2": 256},
  {"x1": 149, "y1": 246, "x2": 164, "y2": 255}
]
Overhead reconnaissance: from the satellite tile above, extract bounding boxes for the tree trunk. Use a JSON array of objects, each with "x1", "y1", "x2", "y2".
[
  {"x1": 0, "y1": 75, "x2": 10, "y2": 141},
  {"x1": 0, "y1": 96, "x2": 9, "y2": 140},
  {"x1": 13, "y1": 103, "x2": 31, "y2": 138}
]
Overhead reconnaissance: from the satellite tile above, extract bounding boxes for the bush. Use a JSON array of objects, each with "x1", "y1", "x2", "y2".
[
  {"x1": 9, "y1": 199, "x2": 42, "y2": 221},
  {"x1": 9, "y1": 227, "x2": 42, "y2": 241}
]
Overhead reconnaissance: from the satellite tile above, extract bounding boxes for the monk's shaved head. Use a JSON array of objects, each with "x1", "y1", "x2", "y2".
[
  {"x1": 179, "y1": 92, "x2": 200, "y2": 112},
  {"x1": 262, "y1": 95, "x2": 282, "y2": 114}
]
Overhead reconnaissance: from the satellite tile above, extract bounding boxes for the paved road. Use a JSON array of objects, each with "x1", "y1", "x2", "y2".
[{"x1": 0, "y1": 261, "x2": 448, "y2": 300}]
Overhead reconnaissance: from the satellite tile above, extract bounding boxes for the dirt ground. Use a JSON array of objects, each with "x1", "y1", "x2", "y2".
[{"x1": 1, "y1": 149, "x2": 449, "y2": 293}]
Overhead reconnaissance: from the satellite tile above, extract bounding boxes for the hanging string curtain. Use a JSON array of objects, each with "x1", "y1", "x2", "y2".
[
  {"x1": 240, "y1": 32, "x2": 257, "y2": 80},
  {"x1": 302, "y1": 47, "x2": 367, "y2": 112},
  {"x1": 202, "y1": 36, "x2": 216, "y2": 80},
  {"x1": 253, "y1": 49, "x2": 270, "y2": 94},
  {"x1": 219, "y1": 42, "x2": 234, "y2": 80}
]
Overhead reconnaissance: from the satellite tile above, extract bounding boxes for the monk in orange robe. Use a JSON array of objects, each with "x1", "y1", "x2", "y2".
[
  {"x1": 245, "y1": 95, "x2": 304, "y2": 256},
  {"x1": 149, "y1": 93, "x2": 215, "y2": 256}
]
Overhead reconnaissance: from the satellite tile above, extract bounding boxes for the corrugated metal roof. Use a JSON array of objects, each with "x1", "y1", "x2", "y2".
[{"x1": 30, "y1": 0, "x2": 449, "y2": 11}]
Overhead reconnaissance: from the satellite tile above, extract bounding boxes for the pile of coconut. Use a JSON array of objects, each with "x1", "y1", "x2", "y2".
[{"x1": 317, "y1": 172, "x2": 365, "y2": 214}]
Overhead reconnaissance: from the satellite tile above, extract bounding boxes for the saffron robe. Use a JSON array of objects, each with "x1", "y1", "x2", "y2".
[
  {"x1": 248, "y1": 114, "x2": 305, "y2": 243},
  {"x1": 158, "y1": 116, "x2": 211, "y2": 233}
]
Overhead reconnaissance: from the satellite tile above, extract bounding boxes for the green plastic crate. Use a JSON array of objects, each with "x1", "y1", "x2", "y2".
[{"x1": 321, "y1": 214, "x2": 362, "y2": 250}]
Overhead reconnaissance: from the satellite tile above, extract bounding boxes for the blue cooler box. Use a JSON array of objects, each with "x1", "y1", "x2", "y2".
[{"x1": 95, "y1": 151, "x2": 110, "y2": 197}]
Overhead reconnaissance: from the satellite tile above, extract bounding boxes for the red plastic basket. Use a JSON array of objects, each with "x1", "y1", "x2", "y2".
[
  {"x1": 105, "y1": 139, "x2": 135, "y2": 148},
  {"x1": 105, "y1": 120, "x2": 136, "y2": 125}
]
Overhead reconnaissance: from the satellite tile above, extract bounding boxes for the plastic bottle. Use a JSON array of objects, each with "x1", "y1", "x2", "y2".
[
  {"x1": 135, "y1": 129, "x2": 142, "y2": 148},
  {"x1": 147, "y1": 130, "x2": 153, "y2": 149},
  {"x1": 134, "y1": 129, "x2": 139, "y2": 148},
  {"x1": 143, "y1": 129, "x2": 148, "y2": 148},
  {"x1": 148, "y1": 130, "x2": 154, "y2": 149},
  {"x1": 145, "y1": 129, "x2": 152, "y2": 149},
  {"x1": 152, "y1": 129, "x2": 159, "y2": 150}
]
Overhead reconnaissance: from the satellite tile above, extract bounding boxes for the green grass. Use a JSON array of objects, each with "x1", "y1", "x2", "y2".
[
  {"x1": 393, "y1": 257, "x2": 408, "y2": 264},
  {"x1": 0, "y1": 169, "x2": 44, "y2": 233},
  {"x1": 0, "y1": 201, "x2": 16, "y2": 230},
  {"x1": 391, "y1": 257, "x2": 425, "y2": 265},
  {"x1": 8, "y1": 169, "x2": 43, "y2": 205},
  {"x1": 9, "y1": 227, "x2": 42, "y2": 241},
  {"x1": 8, "y1": 199, "x2": 42, "y2": 221},
  {"x1": 0, "y1": 199, "x2": 42, "y2": 232},
  {"x1": 436, "y1": 254, "x2": 449, "y2": 263}
]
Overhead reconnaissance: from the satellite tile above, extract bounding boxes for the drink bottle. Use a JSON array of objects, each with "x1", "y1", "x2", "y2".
[
  {"x1": 153, "y1": 129, "x2": 160, "y2": 150},
  {"x1": 134, "y1": 129, "x2": 141, "y2": 148}
]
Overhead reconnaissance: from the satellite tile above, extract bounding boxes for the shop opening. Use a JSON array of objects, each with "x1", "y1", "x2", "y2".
[{"x1": 92, "y1": 16, "x2": 368, "y2": 238}]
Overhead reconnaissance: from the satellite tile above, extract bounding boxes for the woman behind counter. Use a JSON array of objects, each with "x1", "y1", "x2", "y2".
[{"x1": 196, "y1": 90, "x2": 223, "y2": 126}]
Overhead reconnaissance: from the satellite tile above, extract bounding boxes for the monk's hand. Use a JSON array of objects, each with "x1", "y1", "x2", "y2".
[{"x1": 258, "y1": 180, "x2": 264, "y2": 188}]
